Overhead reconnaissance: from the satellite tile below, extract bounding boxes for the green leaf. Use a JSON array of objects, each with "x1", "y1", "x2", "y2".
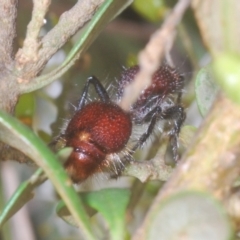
[
  {"x1": 195, "y1": 67, "x2": 218, "y2": 116},
  {"x1": 83, "y1": 188, "x2": 131, "y2": 240},
  {"x1": 57, "y1": 188, "x2": 131, "y2": 240},
  {"x1": 146, "y1": 191, "x2": 233, "y2": 240},
  {"x1": 0, "y1": 110, "x2": 94, "y2": 240},
  {"x1": 213, "y1": 53, "x2": 240, "y2": 104},
  {"x1": 15, "y1": 93, "x2": 35, "y2": 119},
  {"x1": 21, "y1": 0, "x2": 134, "y2": 93},
  {"x1": 132, "y1": 0, "x2": 167, "y2": 22}
]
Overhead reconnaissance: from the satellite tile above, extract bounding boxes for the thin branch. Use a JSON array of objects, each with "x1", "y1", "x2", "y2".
[
  {"x1": 17, "y1": 0, "x2": 133, "y2": 94},
  {"x1": 123, "y1": 151, "x2": 173, "y2": 182},
  {"x1": 15, "y1": 0, "x2": 51, "y2": 64},
  {"x1": 0, "y1": 0, "x2": 18, "y2": 66},
  {"x1": 120, "y1": 0, "x2": 192, "y2": 111},
  {"x1": 15, "y1": 0, "x2": 104, "y2": 79}
]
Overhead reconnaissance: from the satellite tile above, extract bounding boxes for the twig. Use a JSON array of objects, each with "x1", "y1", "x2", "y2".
[
  {"x1": 18, "y1": 0, "x2": 133, "y2": 94},
  {"x1": 0, "y1": 0, "x2": 18, "y2": 65},
  {"x1": 123, "y1": 149, "x2": 173, "y2": 182},
  {"x1": 120, "y1": 0, "x2": 192, "y2": 111},
  {"x1": 15, "y1": 0, "x2": 104, "y2": 79},
  {"x1": 15, "y1": 0, "x2": 51, "y2": 65}
]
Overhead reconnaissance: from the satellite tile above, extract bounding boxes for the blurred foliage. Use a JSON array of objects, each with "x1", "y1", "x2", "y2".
[
  {"x1": 57, "y1": 188, "x2": 131, "y2": 240},
  {"x1": 1, "y1": 0, "x2": 240, "y2": 239},
  {"x1": 195, "y1": 67, "x2": 218, "y2": 116},
  {"x1": 213, "y1": 53, "x2": 240, "y2": 105},
  {"x1": 146, "y1": 191, "x2": 233, "y2": 240},
  {"x1": 132, "y1": 0, "x2": 168, "y2": 22}
]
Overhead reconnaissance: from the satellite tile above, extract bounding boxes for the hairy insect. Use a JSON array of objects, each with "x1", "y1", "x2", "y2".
[
  {"x1": 117, "y1": 65, "x2": 186, "y2": 159},
  {"x1": 59, "y1": 64, "x2": 185, "y2": 183}
]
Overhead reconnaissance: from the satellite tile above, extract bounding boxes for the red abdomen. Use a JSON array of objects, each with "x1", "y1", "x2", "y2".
[{"x1": 64, "y1": 101, "x2": 132, "y2": 182}]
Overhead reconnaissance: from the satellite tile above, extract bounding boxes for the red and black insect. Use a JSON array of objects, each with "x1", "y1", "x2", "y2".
[
  {"x1": 63, "y1": 77, "x2": 132, "y2": 183},
  {"x1": 117, "y1": 65, "x2": 186, "y2": 160},
  {"x1": 61, "y1": 64, "x2": 185, "y2": 183}
]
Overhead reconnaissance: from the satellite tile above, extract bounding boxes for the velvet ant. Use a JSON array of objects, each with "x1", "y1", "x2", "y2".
[{"x1": 57, "y1": 64, "x2": 185, "y2": 183}]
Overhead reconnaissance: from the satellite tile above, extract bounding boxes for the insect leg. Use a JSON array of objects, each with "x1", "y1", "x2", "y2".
[{"x1": 77, "y1": 76, "x2": 110, "y2": 110}]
